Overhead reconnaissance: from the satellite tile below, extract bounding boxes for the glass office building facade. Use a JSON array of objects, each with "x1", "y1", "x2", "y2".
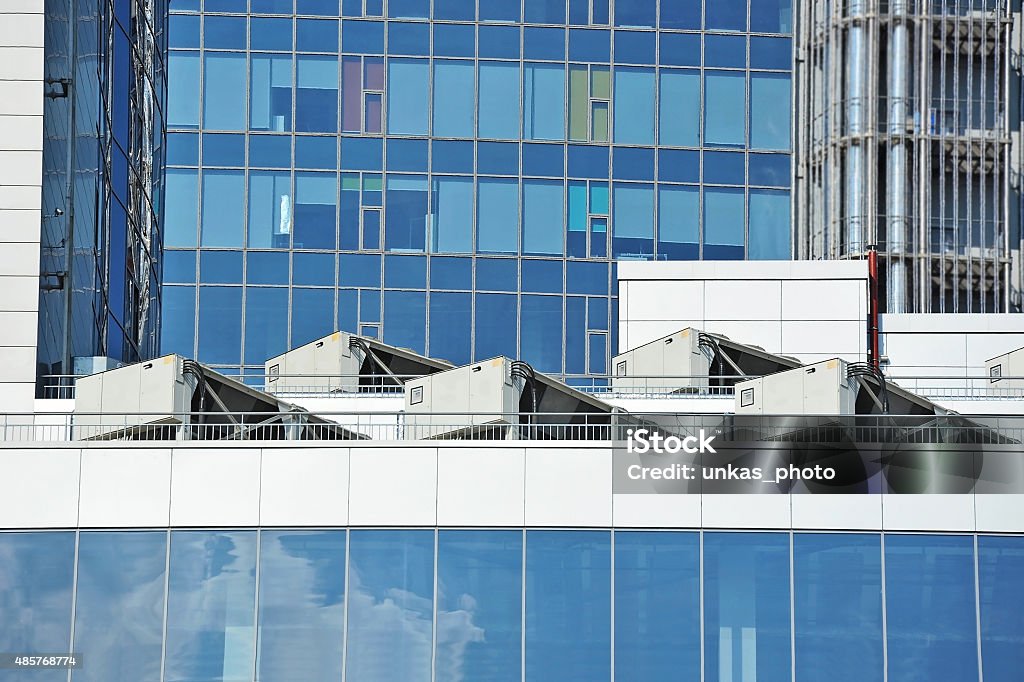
[
  {"x1": 2, "y1": 529, "x2": 1022, "y2": 681},
  {"x1": 162, "y1": 0, "x2": 794, "y2": 376}
]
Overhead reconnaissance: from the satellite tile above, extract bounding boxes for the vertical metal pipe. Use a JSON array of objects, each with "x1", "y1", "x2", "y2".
[
  {"x1": 888, "y1": 2, "x2": 909, "y2": 313},
  {"x1": 846, "y1": 0, "x2": 866, "y2": 257}
]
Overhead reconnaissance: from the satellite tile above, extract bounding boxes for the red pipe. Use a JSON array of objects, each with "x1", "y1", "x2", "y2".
[{"x1": 868, "y1": 247, "x2": 880, "y2": 369}]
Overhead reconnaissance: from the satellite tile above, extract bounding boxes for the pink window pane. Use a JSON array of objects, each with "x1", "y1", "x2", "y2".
[
  {"x1": 365, "y1": 92, "x2": 382, "y2": 133},
  {"x1": 341, "y1": 57, "x2": 362, "y2": 132},
  {"x1": 363, "y1": 58, "x2": 384, "y2": 90}
]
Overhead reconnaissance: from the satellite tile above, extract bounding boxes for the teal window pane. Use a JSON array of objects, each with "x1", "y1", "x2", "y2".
[
  {"x1": 659, "y1": 69, "x2": 700, "y2": 147},
  {"x1": 568, "y1": 182, "x2": 587, "y2": 257},
  {"x1": 433, "y1": 60, "x2": 475, "y2": 138},
  {"x1": 591, "y1": 183, "x2": 608, "y2": 214},
  {"x1": 165, "y1": 169, "x2": 198, "y2": 247},
  {"x1": 431, "y1": 176, "x2": 473, "y2": 253},
  {"x1": 612, "y1": 182, "x2": 654, "y2": 258},
  {"x1": 204, "y1": 53, "x2": 247, "y2": 131},
  {"x1": 658, "y1": 185, "x2": 699, "y2": 259},
  {"x1": 613, "y1": 68, "x2": 655, "y2": 145},
  {"x1": 524, "y1": 63, "x2": 565, "y2": 141},
  {"x1": 751, "y1": 73, "x2": 792, "y2": 150},
  {"x1": 477, "y1": 178, "x2": 519, "y2": 253},
  {"x1": 703, "y1": 187, "x2": 745, "y2": 246},
  {"x1": 388, "y1": 59, "x2": 429, "y2": 135},
  {"x1": 250, "y1": 54, "x2": 292, "y2": 132},
  {"x1": 705, "y1": 72, "x2": 746, "y2": 147},
  {"x1": 479, "y1": 62, "x2": 521, "y2": 140},
  {"x1": 201, "y1": 170, "x2": 245, "y2": 247},
  {"x1": 523, "y1": 180, "x2": 564, "y2": 255},
  {"x1": 749, "y1": 190, "x2": 791, "y2": 259},
  {"x1": 169, "y1": 51, "x2": 200, "y2": 127},
  {"x1": 248, "y1": 171, "x2": 292, "y2": 249}
]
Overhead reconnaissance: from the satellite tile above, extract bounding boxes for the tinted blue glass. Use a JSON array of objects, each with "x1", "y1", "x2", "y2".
[
  {"x1": 566, "y1": 260, "x2": 607, "y2": 294},
  {"x1": 296, "y1": 19, "x2": 338, "y2": 52},
  {"x1": 169, "y1": 51, "x2": 200, "y2": 128},
  {"x1": 432, "y1": 176, "x2": 473, "y2": 252},
  {"x1": 293, "y1": 252, "x2": 335, "y2": 285},
  {"x1": 477, "y1": 258, "x2": 518, "y2": 291},
  {"x1": 198, "y1": 286, "x2": 243, "y2": 364},
  {"x1": 389, "y1": 0, "x2": 429, "y2": 18},
  {"x1": 522, "y1": 259, "x2": 563, "y2": 293},
  {"x1": 660, "y1": 32, "x2": 701, "y2": 66},
  {"x1": 385, "y1": 175, "x2": 428, "y2": 251},
  {"x1": 384, "y1": 291, "x2": 426, "y2": 351},
  {"x1": 168, "y1": 132, "x2": 199, "y2": 166},
  {"x1": 520, "y1": 295, "x2": 563, "y2": 371},
  {"x1": 704, "y1": 151, "x2": 746, "y2": 185},
  {"x1": 295, "y1": 136, "x2": 337, "y2": 169},
  {"x1": 295, "y1": 56, "x2": 338, "y2": 133},
  {"x1": 256, "y1": 531, "x2": 345, "y2": 682},
  {"x1": 614, "y1": 532, "x2": 700, "y2": 682},
  {"x1": 387, "y1": 59, "x2": 429, "y2": 134},
  {"x1": 430, "y1": 140, "x2": 473, "y2": 173},
  {"x1": 171, "y1": 0, "x2": 201, "y2": 8},
  {"x1": 659, "y1": 70, "x2": 700, "y2": 147},
  {"x1": 661, "y1": 2, "x2": 700, "y2": 29},
  {"x1": 434, "y1": 0, "x2": 475, "y2": 20},
  {"x1": 659, "y1": 185, "x2": 699, "y2": 259},
  {"x1": 793, "y1": 534, "x2": 883, "y2": 682},
  {"x1": 433, "y1": 23, "x2": 476, "y2": 58},
  {"x1": 387, "y1": 138, "x2": 429, "y2": 172},
  {"x1": 249, "y1": 136, "x2": 292, "y2": 168},
  {"x1": 164, "y1": 250, "x2": 196, "y2": 282},
  {"x1": 202, "y1": 133, "x2": 245, "y2": 167},
  {"x1": 291, "y1": 287, "x2": 335, "y2": 345},
  {"x1": 587, "y1": 296, "x2": 608, "y2": 328},
  {"x1": 430, "y1": 256, "x2": 472, "y2": 289},
  {"x1": 479, "y1": 25, "x2": 521, "y2": 58},
  {"x1": 524, "y1": 64, "x2": 566, "y2": 141},
  {"x1": 707, "y1": 0, "x2": 747, "y2": 31},
  {"x1": 248, "y1": 170, "x2": 292, "y2": 248},
  {"x1": 748, "y1": 190, "x2": 789, "y2": 257},
  {"x1": 204, "y1": 53, "x2": 247, "y2": 130},
  {"x1": 297, "y1": 0, "x2": 339, "y2": 14},
  {"x1": 478, "y1": 178, "x2": 519, "y2": 253},
  {"x1": 749, "y1": 153, "x2": 790, "y2": 186},
  {"x1": 202, "y1": 170, "x2": 245, "y2": 246},
  {"x1": 341, "y1": 137, "x2": 383, "y2": 171},
  {"x1": 480, "y1": 0, "x2": 520, "y2": 22},
  {"x1": 433, "y1": 60, "x2": 475, "y2": 137},
  {"x1": 0, "y1": 531, "x2": 75, "y2": 679},
  {"x1": 199, "y1": 250, "x2": 243, "y2": 284},
  {"x1": 475, "y1": 292, "x2": 517, "y2": 358},
  {"x1": 523, "y1": 144, "x2": 564, "y2": 177},
  {"x1": 706, "y1": 34, "x2": 747, "y2": 68},
  {"x1": 251, "y1": 0, "x2": 292, "y2": 11},
  {"x1": 73, "y1": 532, "x2": 166, "y2": 682},
  {"x1": 886, "y1": 535, "x2": 978, "y2": 682},
  {"x1": 294, "y1": 172, "x2": 338, "y2": 249},
  {"x1": 704, "y1": 187, "x2": 745, "y2": 252},
  {"x1": 389, "y1": 21, "x2": 429, "y2": 55},
  {"x1": 170, "y1": 14, "x2": 200, "y2": 48},
  {"x1": 523, "y1": 180, "x2": 564, "y2": 255},
  {"x1": 525, "y1": 531, "x2": 611, "y2": 680},
  {"x1": 614, "y1": 0, "x2": 655, "y2": 27},
  {"x1": 204, "y1": 15, "x2": 247, "y2": 50},
  {"x1": 569, "y1": 29, "x2": 610, "y2": 62},
  {"x1": 251, "y1": 18, "x2": 293, "y2": 51},
  {"x1": 247, "y1": 252, "x2": 290, "y2": 285},
  {"x1": 429, "y1": 292, "x2": 472, "y2": 364},
  {"x1": 166, "y1": 169, "x2": 198, "y2": 247},
  {"x1": 524, "y1": 0, "x2": 565, "y2": 24},
  {"x1": 614, "y1": 30, "x2": 656, "y2": 64},
  {"x1": 751, "y1": 0, "x2": 793, "y2": 33},
  {"x1": 360, "y1": 289, "x2": 381, "y2": 322},
  {"x1": 979, "y1": 536, "x2": 1024, "y2": 681},
  {"x1": 479, "y1": 62, "x2": 521, "y2": 140},
  {"x1": 250, "y1": 54, "x2": 293, "y2": 131},
  {"x1": 207, "y1": 0, "x2": 248, "y2": 10},
  {"x1": 164, "y1": 532, "x2": 256, "y2": 682},
  {"x1": 613, "y1": 147, "x2": 654, "y2": 181},
  {"x1": 524, "y1": 27, "x2": 565, "y2": 61},
  {"x1": 244, "y1": 287, "x2": 288, "y2": 363},
  {"x1": 751, "y1": 37, "x2": 792, "y2": 70},
  {"x1": 162, "y1": 286, "x2": 196, "y2": 356},
  {"x1": 565, "y1": 295, "x2": 585, "y2": 375},
  {"x1": 613, "y1": 182, "x2": 654, "y2": 257},
  {"x1": 614, "y1": 68, "x2": 655, "y2": 144},
  {"x1": 346, "y1": 530, "x2": 433, "y2": 682},
  {"x1": 567, "y1": 145, "x2": 609, "y2": 180},
  {"x1": 705, "y1": 71, "x2": 747, "y2": 146},
  {"x1": 385, "y1": 254, "x2": 427, "y2": 288},
  {"x1": 478, "y1": 142, "x2": 519, "y2": 175},
  {"x1": 435, "y1": 531, "x2": 522, "y2": 682},
  {"x1": 704, "y1": 533, "x2": 791, "y2": 682},
  {"x1": 342, "y1": 20, "x2": 384, "y2": 53},
  {"x1": 751, "y1": 74, "x2": 792, "y2": 150},
  {"x1": 339, "y1": 253, "x2": 382, "y2": 287}
]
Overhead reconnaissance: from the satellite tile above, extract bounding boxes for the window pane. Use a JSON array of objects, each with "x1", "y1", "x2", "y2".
[
  {"x1": 658, "y1": 185, "x2": 699, "y2": 260},
  {"x1": 614, "y1": 531, "x2": 700, "y2": 682},
  {"x1": 244, "y1": 287, "x2": 289, "y2": 364},
  {"x1": 751, "y1": 0, "x2": 793, "y2": 33},
  {"x1": 251, "y1": 16, "x2": 293, "y2": 51},
  {"x1": 198, "y1": 287, "x2": 243, "y2": 365},
  {"x1": 524, "y1": 63, "x2": 565, "y2": 141},
  {"x1": 750, "y1": 36, "x2": 792, "y2": 70},
  {"x1": 475, "y1": 292, "x2": 517, "y2": 359},
  {"x1": 523, "y1": 180, "x2": 563, "y2": 255},
  {"x1": 525, "y1": 531, "x2": 611, "y2": 681},
  {"x1": 201, "y1": 171, "x2": 245, "y2": 247},
  {"x1": 346, "y1": 530, "x2": 434, "y2": 682},
  {"x1": 614, "y1": 0, "x2": 655, "y2": 27},
  {"x1": 294, "y1": 172, "x2": 338, "y2": 249},
  {"x1": 661, "y1": 2, "x2": 701, "y2": 30},
  {"x1": 479, "y1": 62, "x2": 521, "y2": 140},
  {"x1": 165, "y1": 532, "x2": 256, "y2": 682},
  {"x1": 204, "y1": 53, "x2": 247, "y2": 131},
  {"x1": 162, "y1": 286, "x2": 196, "y2": 356},
  {"x1": 524, "y1": 0, "x2": 565, "y2": 24},
  {"x1": 165, "y1": 169, "x2": 199, "y2": 247},
  {"x1": 794, "y1": 534, "x2": 883, "y2": 682},
  {"x1": 250, "y1": 55, "x2": 292, "y2": 132},
  {"x1": 73, "y1": 532, "x2": 167, "y2": 682},
  {"x1": 704, "y1": 532, "x2": 791, "y2": 682},
  {"x1": 169, "y1": 51, "x2": 200, "y2": 127},
  {"x1": 659, "y1": 69, "x2": 699, "y2": 147},
  {"x1": 431, "y1": 176, "x2": 473, "y2": 253},
  {"x1": 612, "y1": 182, "x2": 654, "y2": 258},
  {"x1": 291, "y1": 288, "x2": 335, "y2": 347},
  {"x1": 703, "y1": 187, "x2": 745, "y2": 252},
  {"x1": 256, "y1": 531, "x2": 346, "y2": 682},
  {"x1": 706, "y1": 0, "x2": 747, "y2": 31},
  {"x1": 385, "y1": 175, "x2": 428, "y2": 251},
  {"x1": 749, "y1": 190, "x2": 791, "y2": 259},
  {"x1": 476, "y1": 178, "x2": 518, "y2": 254},
  {"x1": 248, "y1": 171, "x2": 292, "y2": 248},
  {"x1": 387, "y1": 59, "x2": 429, "y2": 135},
  {"x1": 477, "y1": 258, "x2": 517, "y2": 295},
  {"x1": 433, "y1": 23, "x2": 476, "y2": 57},
  {"x1": 383, "y1": 290, "x2": 427, "y2": 353},
  {"x1": 706, "y1": 34, "x2": 746, "y2": 69},
  {"x1": 429, "y1": 292, "x2": 472, "y2": 366},
  {"x1": 978, "y1": 536, "x2": 1024, "y2": 681},
  {"x1": 751, "y1": 74, "x2": 792, "y2": 150},
  {"x1": 613, "y1": 68, "x2": 655, "y2": 145},
  {"x1": 885, "y1": 535, "x2": 978, "y2": 682},
  {"x1": 520, "y1": 295, "x2": 563, "y2": 372},
  {"x1": 705, "y1": 72, "x2": 746, "y2": 147},
  {"x1": 433, "y1": 60, "x2": 475, "y2": 138},
  {"x1": 296, "y1": 56, "x2": 339, "y2": 133},
  {"x1": 588, "y1": 333, "x2": 606, "y2": 374}
]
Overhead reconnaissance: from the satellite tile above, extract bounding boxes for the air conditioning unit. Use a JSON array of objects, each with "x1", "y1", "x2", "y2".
[
  {"x1": 265, "y1": 331, "x2": 359, "y2": 394},
  {"x1": 985, "y1": 346, "x2": 1024, "y2": 394},
  {"x1": 611, "y1": 328, "x2": 710, "y2": 393},
  {"x1": 404, "y1": 357, "x2": 519, "y2": 439},
  {"x1": 734, "y1": 358, "x2": 858, "y2": 416}
]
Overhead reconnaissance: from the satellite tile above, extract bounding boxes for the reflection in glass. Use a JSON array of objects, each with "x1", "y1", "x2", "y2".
[
  {"x1": 705, "y1": 72, "x2": 746, "y2": 147},
  {"x1": 524, "y1": 63, "x2": 566, "y2": 141},
  {"x1": 250, "y1": 54, "x2": 292, "y2": 132},
  {"x1": 978, "y1": 535, "x2": 1024, "y2": 680},
  {"x1": 751, "y1": 74, "x2": 792, "y2": 151}
]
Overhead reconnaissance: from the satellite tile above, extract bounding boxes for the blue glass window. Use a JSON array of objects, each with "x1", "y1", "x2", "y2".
[
  {"x1": 431, "y1": 256, "x2": 472, "y2": 290},
  {"x1": 658, "y1": 149, "x2": 699, "y2": 183},
  {"x1": 434, "y1": 0, "x2": 473, "y2": 20},
  {"x1": 614, "y1": 68, "x2": 655, "y2": 145},
  {"x1": 162, "y1": 286, "x2": 196, "y2": 356},
  {"x1": 169, "y1": 51, "x2": 200, "y2": 128},
  {"x1": 203, "y1": 133, "x2": 246, "y2": 167},
  {"x1": 295, "y1": 136, "x2": 337, "y2": 169},
  {"x1": 568, "y1": 145, "x2": 608, "y2": 180},
  {"x1": 295, "y1": 56, "x2": 338, "y2": 133},
  {"x1": 432, "y1": 140, "x2": 474, "y2": 173},
  {"x1": 749, "y1": 153, "x2": 790, "y2": 187},
  {"x1": 170, "y1": 15, "x2": 200, "y2": 49},
  {"x1": 384, "y1": 290, "x2": 427, "y2": 351},
  {"x1": 256, "y1": 531, "x2": 345, "y2": 682},
  {"x1": 659, "y1": 185, "x2": 699, "y2": 259},
  {"x1": 339, "y1": 253, "x2": 382, "y2": 287},
  {"x1": 388, "y1": 21, "x2": 430, "y2": 55},
  {"x1": 613, "y1": 182, "x2": 654, "y2": 258},
  {"x1": 168, "y1": 132, "x2": 199, "y2": 166},
  {"x1": 661, "y1": 3, "x2": 701, "y2": 30},
  {"x1": 204, "y1": 53, "x2": 247, "y2": 131},
  {"x1": 201, "y1": 170, "x2": 245, "y2": 247},
  {"x1": 298, "y1": 0, "x2": 340, "y2": 15},
  {"x1": 342, "y1": 20, "x2": 384, "y2": 53},
  {"x1": 659, "y1": 70, "x2": 700, "y2": 147},
  {"x1": 74, "y1": 532, "x2": 167, "y2": 682},
  {"x1": 205, "y1": 15, "x2": 247, "y2": 50},
  {"x1": 704, "y1": 151, "x2": 745, "y2": 185},
  {"x1": 385, "y1": 175, "x2": 428, "y2": 251},
  {"x1": 389, "y1": 0, "x2": 429, "y2": 18},
  {"x1": 978, "y1": 536, "x2": 1024, "y2": 681},
  {"x1": 341, "y1": 136, "x2": 383, "y2": 171},
  {"x1": 479, "y1": 25, "x2": 521, "y2": 59},
  {"x1": 433, "y1": 23, "x2": 475, "y2": 57},
  {"x1": 296, "y1": 18, "x2": 338, "y2": 52},
  {"x1": 478, "y1": 178, "x2": 519, "y2": 253},
  {"x1": 614, "y1": 0, "x2": 655, "y2": 28},
  {"x1": 613, "y1": 147, "x2": 654, "y2": 181},
  {"x1": 524, "y1": 27, "x2": 565, "y2": 61},
  {"x1": 199, "y1": 250, "x2": 242, "y2": 284},
  {"x1": 388, "y1": 59, "x2": 429, "y2": 135},
  {"x1": 164, "y1": 250, "x2": 196, "y2": 283},
  {"x1": 569, "y1": 28, "x2": 610, "y2": 62},
  {"x1": 751, "y1": 37, "x2": 792, "y2": 70},
  {"x1": 885, "y1": 535, "x2": 978, "y2": 682},
  {"x1": 294, "y1": 172, "x2": 337, "y2": 249},
  {"x1": 522, "y1": 259, "x2": 563, "y2": 293},
  {"x1": 431, "y1": 176, "x2": 473, "y2": 253},
  {"x1": 429, "y1": 292, "x2": 472, "y2": 365},
  {"x1": 247, "y1": 252, "x2": 289, "y2": 285},
  {"x1": 566, "y1": 260, "x2": 607, "y2": 295},
  {"x1": 524, "y1": 0, "x2": 565, "y2": 24},
  {"x1": 524, "y1": 64, "x2": 566, "y2": 141},
  {"x1": 248, "y1": 171, "x2": 292, "y2": 248},
  {"x1": 523, "y1": 180, "x2": 564, "y2": 255},
  {"x1": 706, "y1": 34, "x2": 747, "y2": 69},
  {"x1": 588, "y1": 332, "x2": 607, "y2": 373},
  {"x1": 587, "y1": 296, "x2": 608, "y2": 329},
  {"x1": 244, "y1": 287, "x2": 288, "y2": 363},
  {"x1": 703, "y1": 187, "x2": 745, "y2": 258},
  {"x1": 523, "y1": 144, "x2": 565, "y2": 177},
  {"x1": 251, "y1": 0, "x2": 292, "y2": 12},
  {"x1": 250, "y1": 54, "x2": 293, "y2": 132},
  {"x1": 567, "y1": 299, "x2": 584, "y2": 374},
  {"x1": 477, "y1": 258, "x2": 518, "y2": 291},
  {"x1": 292, "y1": 252, "x2": 335, "y2": 286},
  {"x1": 751, "y1": 74, "x2": 792, "y2": 150},
  {"x1": 704, "y1": 532, "x2": 791, "y2": 682},
  {"x1": 749, "y1": 190, "x2": 790, "y2": 259},
  {"x1": 614, "y1": 532, "x2": 700, "y2": 682},
  {"x1": 751, "y1": 0, "x2": 793, "y2": 33},
  {"x1": 475, "y1": 292, "x2": 517, "y2": 359},
  {"x1": 165, "y1": 532, "x2": 257, "y2": 682},
  {"x1": 165, "y1": 169, "x2": 199, "y2": 247},
  {"x1": 385, "y1": 138, "x2": 427, "y2": 172},
  {"x1": 291, "y1": 287, "x2": 335, "y2": 345},
  {"x1": 480, "y1": 0, "x2": 520, "y2": 22},
  {"x1": 433, "y1": 60, "x2": 475, "y2": 138},
  {"x1": 660, "y1": 33, "x2": 701, "y2": 67},
  {"x1": 479, "y1": 63, "x2": 521, "y2": 140},
  {"x1": 479, "y1": 142, "x2": 519, "y2": 175},
  {"x1": 705, "y1": 72, "x2": 747, "y2": 147},
  {"x1": 520, "y1": 295, "x2": 563, "y2": 371},
  {"x1": 251, "y1": 17, "x2": 293, "y2": 51},
  {"x1": 435, "y1": 530, "x2": 522, "y2": 682},
  {"x1": 249, "y1": 135, "x2": 291, "y2": 167},
  {"x1": 707, "y1": 0, "x2": 748, "y2": 31},
  {"x1": 614, "y1": 30, "x2": 656, "y2": 64},
  {"x1": 525, "y1": 531, "x2": 611, "y2": 680},
  {"x1": 198, "y1": 286, "x2": 243, "y2": 364}
]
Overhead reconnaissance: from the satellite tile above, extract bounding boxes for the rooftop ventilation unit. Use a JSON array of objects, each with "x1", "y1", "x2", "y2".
[
  {"x1": 403, "y1": 357, "x2": 620, "y2": 440},
  {"x1": 612, "y1": 328, "x2": 803, "y2": 393},
  {"x1": 264, "y1": 331, "x2": 453, "y2": 394},
  {"x1": 985, "y1": 346, "x2": 1024, "y2": 395},
  {"x1": 74, "y1": 355, "x2": 364, "y2": 441}
]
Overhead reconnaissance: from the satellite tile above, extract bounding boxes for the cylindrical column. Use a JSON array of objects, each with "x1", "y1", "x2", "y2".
[
  {"x1": 845, "y1": 0, "x2": 866, "y2": 256},
  {"x1": 887, "y1": 2, "x2": 909, "y2": 312}
]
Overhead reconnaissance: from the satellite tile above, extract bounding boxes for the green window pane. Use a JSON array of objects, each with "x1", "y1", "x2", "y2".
[
  {"x1": 569, "y1": 66, "x2": 589, "y2": 141},
  {"x1": 590, "y1": 66, "x2": 610, "y2": 98},
  {"x1": 591, "y1": 101, "x2": 609, "y2": 143}
]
